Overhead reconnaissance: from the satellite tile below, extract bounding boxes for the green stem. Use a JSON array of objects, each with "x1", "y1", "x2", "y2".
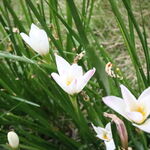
[
  {"x1": 140, "y1": 131, "x2": 148, "y2": 150},
  {"x1": 42, "y1": 53, "x2": 52, "y2": 64},
  {"x1": 10, "y1": 146, "x2": 20, "y2": 150},
  {"x1": 69, "y1": 95, "x2": 95, "y2": 145},
  {"x1": 70, "y1": 95, "x2": 78, "y2": 115}
]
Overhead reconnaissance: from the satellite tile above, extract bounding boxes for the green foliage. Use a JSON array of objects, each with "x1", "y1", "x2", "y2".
[{"x1": 0, "y1": 0, "x2": 150, "y2": 149}]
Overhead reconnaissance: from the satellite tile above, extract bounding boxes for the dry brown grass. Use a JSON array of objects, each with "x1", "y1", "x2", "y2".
[{"x1": 91, "y1": 0, "x2": 150, "y2": 85}]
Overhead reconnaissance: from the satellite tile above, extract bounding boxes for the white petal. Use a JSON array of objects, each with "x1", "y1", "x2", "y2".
[
  {"x1": 126, "y1": 111, "x2": 144, "y2": 124},
  {"x1": 21, "y1": 24, "x2": 49, "y2": 55},
  {"x1": 138, "y1": 96, "x2": 150, "y2": 118},
  {"x1": 92, "y1": 123, "x2": 106, "y2": 140},
  {"x1": 68, "y1": 79, "x2": 78, "y2": 95},
  {"x1": 105, "y1": 122, "x2": 111, "y2": 132},
  {"x1": 133, "y1": 118, "x2": 150, "y2": 133},
  {"x1": 120, "y1": 85, "x2": 137, "y2": 110},
  {"x1": 77, "y1": 68, "x2": 95, "y2": 93},
  {"x1": 103, "y1": 96, "x2": 129, "y2": 120},
  {"x1": 70, "y1": 64, "x2": 83, "y2": 78},
  {"x1": 104, "y1": 140, "x2": 116, "y2": 150},
  {"x1": 138, "y1": 87, "x2": 150, "y2": 101},
  {"x1": 30, "y1": 29, "x2": 49, "y2": 55},
  {"x1": 92, "y1": 123, "x2": 105, "y2": 135},
  {"x1": 51, "y1": 73, "x2": 70, "y2": 94},
  {"x1": 37, "y1": 30, "x2": 49, "y2": 55},
  {"x1": 29, "y1": 23, "x2": 40, "y2": 38},
  {"x1": 55, "y1": 55, "x2": 70, "y2": 76},
  {"x1": 31, "y1": 23, "x2": 40, "y2": 30},
  {"x1": 105, "y1": 122, "x2": 113, "y2": 140},
  {"x1": 20, "y1": 33, "x2": 31, "y2": 47}
]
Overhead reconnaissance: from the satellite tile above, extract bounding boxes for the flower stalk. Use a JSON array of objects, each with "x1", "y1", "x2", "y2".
[
  {"x1": 42, "y1": 53, "x2": 52, "y2": 64},
  {"x1": 70, "y1": 95, "x2": 78, "y2": 115}
]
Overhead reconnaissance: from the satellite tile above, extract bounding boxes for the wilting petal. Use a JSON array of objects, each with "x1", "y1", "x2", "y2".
[
  {"x1": 55, "y1": 55, "x2": 70, "y2": 76},
  {"x1": 133, "y1": 118, "x2": 150, "y2": 133},
  {"x1": 103, "y1": 96, "x2": 129, "y2": 120},
  {"x1": 138, "y1": 87, "x2": 150, "y2": 101},
  {"x1": 77, "y1": 68, "x2": 95, "y2": 93},
  {"x1": 126, "y1": 112, "x2": 144, "y2": 124},
  {"x1": 104, "y1": 139, "x2": 115, "y2": 150},
  {"x1": 51, "y1": 73, "x2": 69, "y2": 93},
  {"x1": 104, "y1": 113, "x2": 128, "y2": 149},
  {"x1": 120, "y1": 85, "x2": 137, "y2": 110}
]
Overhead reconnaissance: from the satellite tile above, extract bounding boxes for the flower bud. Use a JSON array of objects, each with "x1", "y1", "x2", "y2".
[
  {"x1": 7, "y1": 131, "x2": 19, "y2": 149},
  {"x1": 20, "y1": 23, "x2": 49, "y2": 56},
  {"x1": 104, "y1": 112, "x2": 128, "y2": 150}
]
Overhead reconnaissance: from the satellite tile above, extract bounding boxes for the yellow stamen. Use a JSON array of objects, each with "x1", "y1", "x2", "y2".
[
  {"x1": 136, "y1": 106, "x2": 146, "y2": 116},
  {"x1": 131, "y1": 105, "x2": 147, "y2": 124},
  {"x1": 66, "y1": 80, "x2": 72, "y2": 86},
  {"x1": 66, "y1": 76, "x2": 73, "y2": 86},
  {"x1": 102, "y1": 133, "x2": 109, "y2": 141}
]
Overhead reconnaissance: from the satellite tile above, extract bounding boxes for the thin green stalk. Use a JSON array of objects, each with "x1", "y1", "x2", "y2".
[
  {"x1": 86, "y1": 0, "x2": 95, "y2": 29},
  {"x1": 19, "y1": 0, "x2": 31, "y2": 27},
  {"x1": 26, "y1": 0, "x2": 65, "y2": 58},
  {"x1": 122, "y1": 0, "x2": 150, "y2": 87},
  {"x1": 50, "y1": 0, "x2": 64, "y2": 50},
  {"x1": 108, "y1": 0, "x2": 147, "y2": 88},
  {"x1": 66, "y1": 0, "x2": 110, "y2": 95},
  {"x1": 69, "y1": 95, "x2": 96, "y2": 146},
  {"x1": 138, "y1": 0, "x2": 149, "y2": 84},
  {"x1": 70, "y1": 95, "x2": 79, "y2": 115},
  {"x1": 140, "y1": 131, "x2": 148, "y2": 150},
  {"x1": 40, "y1": 0, "x2": 46, "y2": 22}
]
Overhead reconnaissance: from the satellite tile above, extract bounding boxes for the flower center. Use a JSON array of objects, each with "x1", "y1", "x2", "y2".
[
  {"x1": 65, "y1": 76, "x2": 74, "y2": 86},
  {"x1": 66, "y1": 80, "x2": 72, "y2": 86},
  {"x1": 136, "y1": 106, "x2": 146, "y2": 117},
  {"x1": 102, "y1": 133, "x2": 110, "y2": 141},
  {"x1": 130, "y1": 105, "x2": 147, "y2": 124}
]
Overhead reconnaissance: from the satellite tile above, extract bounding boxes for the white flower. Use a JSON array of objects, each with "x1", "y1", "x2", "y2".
[
  {"x1": 51, "y1": 54, "x2": 95, "y2": 95},
  {"x1": 103, "y1": 84, "x2": 150, "y2": 133},
  {"x1": 7, "y1": 131, "x2": 19, "y2": 149},
  {"x1": 20, "y1": 24, "x2": 49, "y2": 55},
  {"x1": 92, "y1": 123, "x2": 115, "y2": 150}
]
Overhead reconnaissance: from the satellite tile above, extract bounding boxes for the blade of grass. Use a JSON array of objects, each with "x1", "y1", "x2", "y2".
[{"x1": 108, "y1": 0, "x2": 147, "y2": 89}]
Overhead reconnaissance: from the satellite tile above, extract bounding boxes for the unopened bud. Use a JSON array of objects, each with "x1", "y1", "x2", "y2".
[
  {"x1": 7, "y1": 131, "x2": 19, "y2": 149},
  {"x1": 104, "y1": 113, "x2": 128, "y2": 150}
]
